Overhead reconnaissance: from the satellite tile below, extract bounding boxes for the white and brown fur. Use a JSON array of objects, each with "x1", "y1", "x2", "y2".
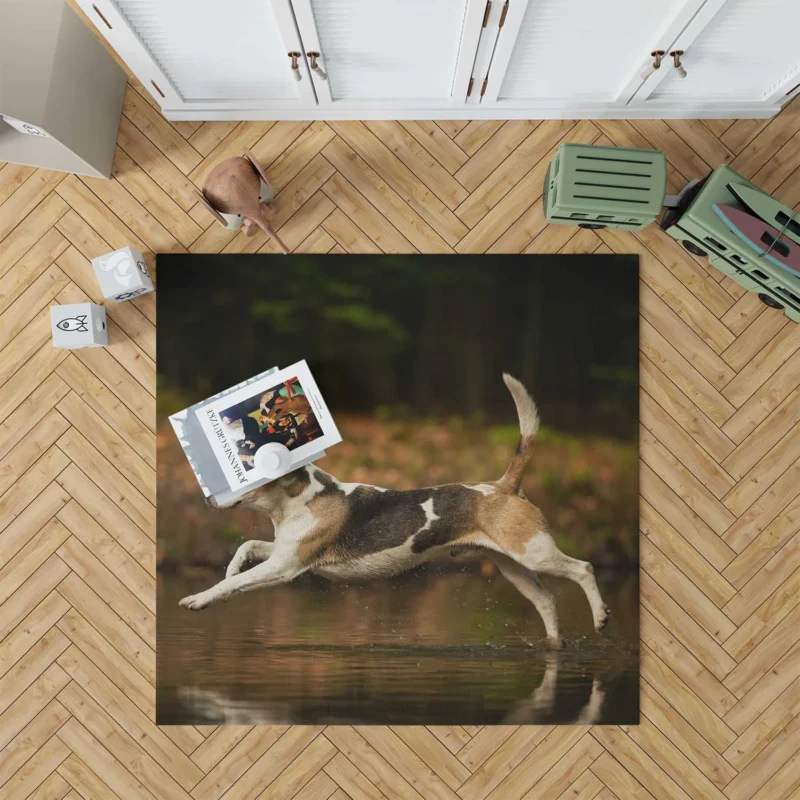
[{"x1": 179, "y1": 374, "x2": 611, "y2": 648}]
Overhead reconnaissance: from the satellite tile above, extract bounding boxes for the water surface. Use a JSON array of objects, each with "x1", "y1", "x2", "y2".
[{"x1": 157, "y1": 566, "x2": 638, "y2": 725}]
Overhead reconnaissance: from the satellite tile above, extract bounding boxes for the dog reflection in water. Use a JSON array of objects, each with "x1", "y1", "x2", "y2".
[
  {"x1": 503, "y1": 654, "x2": 605, "y2": 724},
  {"x1": 180, "y1": 374, "x2": 611, "y2": 649},
  {"x1": 176, "y1": 656, "x2": 604, "y2": 725}
]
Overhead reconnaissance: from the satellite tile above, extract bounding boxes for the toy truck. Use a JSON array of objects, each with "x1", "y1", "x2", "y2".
[{"x1": 544, "y1": 143, "x2": 800, "y2": 322}]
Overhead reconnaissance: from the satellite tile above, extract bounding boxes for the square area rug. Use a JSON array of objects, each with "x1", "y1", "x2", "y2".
[{"x1": 156, "y1": 254, "x2": 639, "y2": 725}]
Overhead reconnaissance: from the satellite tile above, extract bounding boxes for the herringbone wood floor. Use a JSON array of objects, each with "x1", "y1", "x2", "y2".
[{"x1": 2, "y1": 67, "x2": 800, "y2": 799}]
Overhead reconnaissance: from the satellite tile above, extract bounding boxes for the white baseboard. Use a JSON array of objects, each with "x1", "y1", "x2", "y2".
[{"x1": 163, "y1": 103, "x2": 780, "y2": 122}]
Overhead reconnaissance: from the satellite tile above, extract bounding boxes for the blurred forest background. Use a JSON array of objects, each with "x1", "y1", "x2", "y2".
[{"x1": 156, "y1": 254, "x2": 639, "y2": 572}]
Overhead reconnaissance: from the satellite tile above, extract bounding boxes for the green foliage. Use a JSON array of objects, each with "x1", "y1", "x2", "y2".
[
  {"x1": 487, "y1": 424, "x2": 520, "y2": 448},
  {"x1": 221, "y1": 524, "x2": 243, "y2": 544},
  {"x1": 322, "y1": 304, "x2": 407, "y2": 343}
]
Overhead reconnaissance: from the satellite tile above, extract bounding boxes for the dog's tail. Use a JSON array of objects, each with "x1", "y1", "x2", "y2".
[{"x1": 496, "y1": 374, "x2": 540, "y2": 495}]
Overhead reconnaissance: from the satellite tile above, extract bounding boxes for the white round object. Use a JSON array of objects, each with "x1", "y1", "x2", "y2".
[{"x1": 254, "y1": 442, "x2": 292, "y2": 478}]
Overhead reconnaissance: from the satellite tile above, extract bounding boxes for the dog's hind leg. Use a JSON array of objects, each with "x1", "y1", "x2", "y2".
[
  {"x1": 518, "y1": 532, "x2": 610, "y2": 633},
  {"x1": 490, "y1": 552, "x2": 562, "y2": 649},
  {"x1": 180, "y1": 553, "x2": 303, "y2": 611},
  {"x1": 226, "y1": 541, "x2": 274, "y2": 578}
]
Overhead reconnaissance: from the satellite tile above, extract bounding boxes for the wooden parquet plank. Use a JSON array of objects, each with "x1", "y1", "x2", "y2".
[
  {"x1": 111, "y1": 148, "x2": 203, "y2": 248},
  {"x1": 642, "y1": 573, "x2": 737, "y2": 682},
  {"x1": 56, "y1": 499, "x2": 154, "y2": 611},
  {"x1": 641, "y1": 401, "x2": 736, "y2": 508},
  {"x1": 724, "y1": 674, "x2": 800, "y2": 772},
  {"x1": 324, "y1": 130, "x2": 460, "y2": 250},
  {"x1": 641, "y1": 500, "x2": 736, "y2": 608},
  {"x1": 724, "y1": 642, "x2": 800, "y2": 734},
  {"x1": 454, "y1": 119, "x2": 582, "y2": 231},
  {"x1": 0, "y1": 664, "x2": 70, "y2": 755},
  {"x1": 57, "y1": 716, "x2": 159, "y2": 800},
  {"x1": 2, "y1": 72, "x2": 800, "y2": 800},
  {"x1": 454, "y1": 121, "x2": 506, "y2": 155},
  {"x1": 591, "y1": 726, "x2": 692, "y2": 800},
  {"x1": 55, "y1": 535, "x2": 153, "y2": 646},
  {"x1": 0, "y1": 733, "x2": 70, "y2": 800},
  {"x1": 0, "y1": 163, "x2": 36, "y2": 205},
  {"x1": 55, "y1": 463, "x2": 154, "y2": 572},
  {"x1": 641, "y1": 536, "x2": 736, "y2": 644},
  {"x1": 57, "y1": 752, "x2": 122, "y2": 799},
  {"x1": 364, "y1": 120, "x2": 469, "y2": 210},
  {"x1": 453, "y1": 121, "x2": 539, "y2": 192},
  {"x1": 323, "y1": 752, "x2": 387, "y2": 800},
  {"x1": 640, "y1": 680, "x2": 737, "y2": 789},
  {"x1": 0, "y1": 518, "x2": 72, "y2": 608},
  {"x1": 0, "y1": 228, "x2": 68, "y2": 316},
  {"x1": 400, "y1": 121, "x2": 469, "y2": 174},
  {"x1": 57, "y1": 572, "x2": 154, "y2": 682},
  {"x1": 27, "y1": 770, "x2": 71, "y2": 800},
  {"x1": 520, "y1": 733, "x2": 603, "y2": 799},
  {"x1": 56, "y1": 681, "x2": 195, "y2": 799},
  {"x1": 0, "y1": 591, "x2": 70, "y2": 681},
  {"x1": 253, "y1": 731, "x2": 337, "y2": 798},
  {"x1": 723, "y1": 544, "x2": 800, "y2": 633},
  {"x1": 0, "y1": 170, "x2": 66, "y2": 242},
  {"x1": 457, "y1": 728, "x2": 549, "y2": 800},
  {"x1": 121, "y1": 85, "x2": 202, "y2": 175},
  {"x1": 0, "y1": 192, "x2": 69, "y2": 277},
  {"x1": 391, "y1": 727, "x2": 472, "y2": 790},
  {"x1": 189, "y1": 725, "x2": 288, "y2": 800},
  {"x1": 722, "y1": 387, "x2": 800, "y2": 479},
  {"x1": 0, "y1": 699, "x2": 71, "y2": 790}
]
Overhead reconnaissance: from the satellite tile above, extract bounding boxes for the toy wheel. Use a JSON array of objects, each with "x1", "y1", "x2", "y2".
[
  {"x1": 758, "y1": 293, "x2": 784, "y2": 310},
  {"x1": 682, "y1": 240, "x2": 707, "y2": 257},
  {"x1": 578, "y1": 223, "x2": 606, "y2": 229}
]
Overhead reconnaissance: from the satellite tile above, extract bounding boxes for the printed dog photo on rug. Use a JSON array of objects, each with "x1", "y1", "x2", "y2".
[
  {"x1": 218, "y1": 376, "x2": 320, "y2": 470},
  {"x1": 156, "y1": 254, "x2": 639, "y2": 726}
]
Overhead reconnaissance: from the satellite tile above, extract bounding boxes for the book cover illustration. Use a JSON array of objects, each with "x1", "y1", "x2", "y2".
[{"x1": 170, "y1": 360, "x2": 340, "y2": 501}]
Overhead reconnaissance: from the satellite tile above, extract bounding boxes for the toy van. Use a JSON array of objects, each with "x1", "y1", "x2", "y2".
[{"x1": 660, "y1": 165, "x2": 800, "y2": 322}]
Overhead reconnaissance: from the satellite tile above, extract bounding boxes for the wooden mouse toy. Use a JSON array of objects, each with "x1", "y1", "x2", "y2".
[{"x1": 197, "y1": 148, "x2": 289, "y2": 254}]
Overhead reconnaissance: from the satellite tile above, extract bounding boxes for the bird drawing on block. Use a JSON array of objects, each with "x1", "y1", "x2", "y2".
[{"x1": 197, "y1": 148, "x2": 290, "y2": 254}]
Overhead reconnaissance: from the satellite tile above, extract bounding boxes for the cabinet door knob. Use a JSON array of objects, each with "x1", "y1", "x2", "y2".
[
  {"x1": 307, "y1": 52, "x2": 328, "y2": 81},
  {"x1": 288, "y1": 52, "x2": 302, "y2": 81},
  {"x1": 670, "y1": 50, "x2": 687, "y2": 79},
  {"x1": 641, "y1": 50, "x2": 665, "y2": 80}
]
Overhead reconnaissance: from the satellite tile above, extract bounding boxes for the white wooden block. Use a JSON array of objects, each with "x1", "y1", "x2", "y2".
[
  {"x1": 51, "y1": 302, "x2": 108, "y2": 348},
  {"x1": 91, "y1": 246, "x2": 154, "y2": 302}
]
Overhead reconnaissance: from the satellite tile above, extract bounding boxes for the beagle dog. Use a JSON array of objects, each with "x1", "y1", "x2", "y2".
[{"x1": 179, "y1": 374, "x2": 611, "y2": 648}]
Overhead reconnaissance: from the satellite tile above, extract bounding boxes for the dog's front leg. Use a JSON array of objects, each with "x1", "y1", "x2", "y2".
[
  {"x1": 226, "y1": 540, "x2": 274, "y2": 578},
  {"x1": 179, "y1": 553, "x2": 303, "y2": 611}
]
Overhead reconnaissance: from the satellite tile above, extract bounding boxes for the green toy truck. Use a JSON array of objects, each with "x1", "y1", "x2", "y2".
[
  {"x1": 544, "y1": 143, "x2": 800, "y2": 322},
  {"x1": 660, "y1": 165, "x2": 800, "y2": 323}
]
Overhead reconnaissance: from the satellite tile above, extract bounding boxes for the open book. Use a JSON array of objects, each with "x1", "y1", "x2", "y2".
[{"x1": 169, "y1": 360, "x2": 341, "y2": 504}]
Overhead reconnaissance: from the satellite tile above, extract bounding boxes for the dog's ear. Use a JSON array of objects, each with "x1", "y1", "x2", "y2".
[{"x1": 280, "y1": 467, "x2": 311, "y2": 498}]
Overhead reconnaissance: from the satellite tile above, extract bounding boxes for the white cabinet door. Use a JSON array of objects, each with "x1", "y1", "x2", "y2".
[
  {"x1": 480, "y1": 0, "x2": 707, "y2": 110},
  {"x1": 290, "y1": 0, "x2": 486, "y2": 110},
  {"x1": 75, "y1": 0, "x2": 316, "y2": 112},
  {"x1": 632, "y1": 0, "x2": 800, "y2": 109}
]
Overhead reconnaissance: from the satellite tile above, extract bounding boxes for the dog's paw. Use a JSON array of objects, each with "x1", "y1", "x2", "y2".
[
  {"x1": 179, "y1": 593, "x2": 210, "y2": 611},
  {"x1": 594, "y1": 605, "x2": 612, "y2": 632}
]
